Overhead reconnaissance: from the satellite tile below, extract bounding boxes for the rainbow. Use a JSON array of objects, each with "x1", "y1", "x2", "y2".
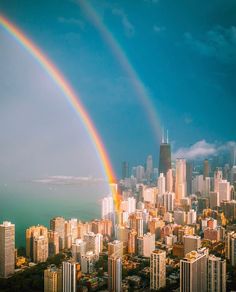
[
  {"x1": 0, "y1": 15, "x2": 119, "y2": 207},
  {"x1": 78, "y1": 0, "x2": 162, "y2": 144}
]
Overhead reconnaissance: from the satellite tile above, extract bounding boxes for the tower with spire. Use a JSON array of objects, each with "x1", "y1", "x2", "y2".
[{"x1": 158, "y1": 128, "x2": 171, "y2": 176}]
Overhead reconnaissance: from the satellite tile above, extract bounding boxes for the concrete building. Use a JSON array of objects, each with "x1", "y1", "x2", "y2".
[
  {"x1": 108, "y1": 256, "x2": 122, "y2": 292},
  {"x1": 207, "y1": 255, "x2": 226, "y2": 292},
  {"x1": 62, "y1": 260, "x2": 77, "y2": 292},
  {"x1": 50, "y1": 217, "x2": 65, "y2": 251},
  {"x1": 150, "y1": 250, "x2": 166, "y2": 290},
  {"x1": 175, "y1": 158, "x2": 187, "y2": 202},
  {"x1": 183, "y1": 235, "x2": 201, "y2": 256},
  {"x1": 0, "y1": 221, "x2": 15, "y2": 278},
  {"x1": 44, "y1": 264, "x2": 62, "y2": 292}
]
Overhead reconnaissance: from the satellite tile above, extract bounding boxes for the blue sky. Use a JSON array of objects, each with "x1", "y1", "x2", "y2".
[{"x1": 0, "y1": 0, "x2": 236, "y2": 178}]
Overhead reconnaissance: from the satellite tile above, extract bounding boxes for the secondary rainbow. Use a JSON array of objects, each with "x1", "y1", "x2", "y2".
[{"x1": 0, "y1": 15, "x2": 118, "y2": 203}]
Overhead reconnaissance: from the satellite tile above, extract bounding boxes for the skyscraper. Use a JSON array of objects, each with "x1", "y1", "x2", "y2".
[
  {"x1": 0, "y1": 221, "x2": 15, "y2": 278},
  {"x1": 50, "y1": 217, "x2": 65, "y2": 251},
  {"x1": 186, "y1": 161, "x2": 193, "y2": 195},
  {"x1": 48, "y1": 230, "x2": 59, "y2": 257},
  {"x1": 175, "y1": 158, "x2": 187, "y2": 202},
  {"x1": 33, "y1": 235, "x2": 48, "y2": 263},
  {"x1": 180, "y1": 250, "x2": 207, "y2": 292},
  {"x1": 207, "y1": 255, "x2": 226, "y2": 292},
  {"x1": 102, "y1": 196, "x2": 114, "y2": 221},
  {"x1": 44, "y1": 264, "x2": 62, "y2": 292},
  {"x1": 203, "y1": 159, "x2": 210, "y2": 179},
  {"x1": 62, "y1": 260, "x2": 77, "y2": 292},
  {"x1": 146, "y1": 155, "x2": 153, "y2": 182},
  {"x1": 150, "y1": 250, "x2": 166, "y2": 290},
  {"x1": 122, "y1": 161, "x2": 129, "y2": 179},
  {"x1": 158, "y1": 173, "x2": 166, "y2": 196},
  {"x1": 108, "y1": 256, "x2": 122, "y2": 292},
  {"x1": 159, "y1": 130, "x2": 171, "y2": 176}
]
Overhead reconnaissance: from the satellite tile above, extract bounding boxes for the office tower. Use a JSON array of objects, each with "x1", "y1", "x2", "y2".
[
  {"x1": 186, "y1": 161, "x2": 193, "y2": 195},
  {"x1": 180, "y1": 250, "x2": 207, "y2": 292},
  {"x1": 143, "y1": 186, "x2": 157, "y2": 204},
  {"x1": 146, "y1": 155, "x2": 153, "y2": 182},
  {"x1": 62, "y1": 260, "x2": 77, "y2": 292},
  {"x1": 108, "y1": 256, "x2": 122, "y2": 292},
  {"x1": 203, "y1": 159, "x2": 210, "y2": 179},
  {"x1": 150, "y1": 250, "x2": 166, "y2": 290},
  {"x1": 183, "y1": 235, "x2": 201, "y2": 256},
  {"x1": 209, "y1": 192, "x2": 219, "y2": 209},
  {"x1": 175, "y1": 158, "x2": 187, "y2": 202},
  {"x1": 102, "y1": 196, "x2": 114, "y2": 221},
  {"x1": 72, "y1": 239, "x2": 86, "y2": 263},
  {"x1": 48, "y1": 230, "x2": 59, "y2": 257},
  {"x1": 122, "y1": 161, "x2": 129, "y2": 179},
  {"x1": 159, "y1": 130, "x2": 171, "y2": 176},
  {"x1": 26, "y1": 225, "x2": 48, "y2": 260},
  {"x1": 33, "y1": 235, "x2": 48, "y2": 263},
  {"x1": 136, "y1": 165, "x2": 145, "y2": 183},
  {"x1": 128, "y1": 229, "x2": 137, "y2": 254},
  {"x1": 221, "y1": 200, "x2": 236, "y2": 221},
  {"x1": 81, "y1": 251, "x2": 96, "y2": 274},
  {"x1": 108, "y1": 240, "x2": 123, "y2": 257},
  {"x1": 219, "y1": 180, "x2": 231, "y2": 202},
  {"x1": 192, "y1": 175, "x2": 204, "y2": 194},
  {"x1": 163, "y1": 192, "x2": 175, "y2": 212},
  {"x1": 214, "y1": 169, "x2": 223, "y2": 192},
  {"x1": 187, "y1": 209, "x2": 197, "y2": 225},
  {"x1": 0, "y1": 221, "x2": 15, "y2": 278},
  {"x1": 174, "y1": 210, "x2": 186, "y2": 225},
  {"x1": 204, "y1": 177, "x2": 211, "y2": 196},
  {"x1": 158, "y1": 173, "x2": 166, "y2": 196},
  {"x1": 50, "y1": 217, "x2": 65, "y2": 250},
  {"x1": 226, "y1": 231, "x2": 236, "y2": 266},
  {"x1": 166, "y1": 168, "x2": 173, "y2": 192},
  {"x1": 44, "y1": 264, "x2": 62, "y2": 292},
  {"x1": 207, "y1": 255, "x2": 226, "y2": 292},
  {"x1": 84, "y1": 232, "x2": 103, "y2": 256},
  {"x1": 64, "y1": 221, "x2": 72, "y2": 250},
  {"x1": 69, "y1": 219, "x2": 78, "y2": 244}
]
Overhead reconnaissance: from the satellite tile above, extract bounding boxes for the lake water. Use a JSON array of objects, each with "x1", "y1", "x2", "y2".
[{"x1": 0, "y1": 181, "x2": 109, "y2": 247}]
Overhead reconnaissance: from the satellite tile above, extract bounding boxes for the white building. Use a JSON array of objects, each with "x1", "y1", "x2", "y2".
[{"x1": 150, "y1": 250, "x2": 166, "y2": 290}]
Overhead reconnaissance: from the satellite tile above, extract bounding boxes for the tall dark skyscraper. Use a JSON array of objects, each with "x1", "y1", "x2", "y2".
[
  {"x1": 158, "y1": 130, "x2": 171, "y2": 175},
  {"x1": 186, "y1": 161, "x2": 193, "y2": 195},
  {"x1": 122, "y1": 161, "x2": 129, "y2": 179},
  {"x1": 203, "y1": 159, "x2": 210, "y2": 178}
]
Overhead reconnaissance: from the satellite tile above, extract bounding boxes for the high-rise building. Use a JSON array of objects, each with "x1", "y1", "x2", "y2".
[
  {"x1": 180, "y1": 250, "x2": 207, "y2": 292},
  {"x1": 128, "y1": 229, "x2": 137, "y2": 254},
  {"x1": 186, "y1": 161, "x2": 193, "y2": 195},
  {"x1": 81, "y1": 251, "x2": 96, "y2": 274},
  {"x1": 146, "y1": 155, "x2": 153, "y2": 182},
  {"x1": 50, "y1": 217, "x2": 65, "y2": 251},
  {"x1": 219, "y1": 180, "x2": 231, "y2": 202},
  {"x1": 48, "y1": 230, "x2": 59, "y2": 257},
  {"x1": 158, "y1": 173, "x2": 166, "y2": 196},
  {"x1": 175, "y1": 159, "x2": 187, "y2": 202},
  {"x1": 159, "y1": 132, "x2": 171, "y2": 176},
  {"x1": 214, "y1": 169, "x2": 223, "y2": 193},
  {"x1": 84, "y1": 232, "x2": 103, "y2": 256},
  {"x1": 187, "y1": 209, "x2": 197, "y2": 225},
  {"x1": 68, "y1": 219, "x2": 78, "y2": 244},
  {"x1": 26, "y1": 225, "x2": 48, "y2": 261},
  {"x1": 163, "y1": 192, "x2": 175, "y2": 212},
  {"x1": 136, "y1": 165, "x2": 145, "y2": 183},
  {"x1": 174, "y1": 210, "x2": 186, "y2": 225},
  {"x1": 150, "y1": 250, "x2": 166, "y2": 290},
  {"x1": 102, "y1": 196, "x2": 114, "y2": 222},
  {"x1": 166, "y1": 169, "x2": 174, "y2": 192},
  {"x1": 72, "y1": 239, "x2": 86, "y2": 263},
  {"x1": 108, "y1": 256, "x2": 122, "y2": 292},
  {"x1": 44, "y1": 264, "x2": 62, "y2": 292},
  {"x1": 0, "y1": 221, "x2": 15, "y2": 278},
  {"x1": 207, "y1": 255, "x2": 226, "y2": 292},
  {"x1": 122, "y1": 161, "x2": 129, "y2": 179},
  {"x1": 225, "y1": 231, "x2": 236, "y2": 266},
  {"x1": 203, "y1": 159, "x2": 210, "y2": 179},
  {"x1": 33, "y1": 235, "x2": 48, "y2": 263},
  {"x1": 108, "y1": 240, "x2": 123, "y2": 257},
  {"x1": 137, "y1": 233, "x2": 155, "y2": 257},
  {"x1": 62, "y1": 260, "x2": 77, "y2": 292},
  {"x1": 183, "y1": 235, "x2": 201, "y2": 256}
]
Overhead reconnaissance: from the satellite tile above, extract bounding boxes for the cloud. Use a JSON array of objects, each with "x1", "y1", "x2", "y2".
[
  {"x1": 58, "y1": 17, "x2": 85, "y2": 30},
  {"x1": 112, "y1": 8, "x2": 135, "y2": 37},
  {"x1": 32, "y1": 175, "x2": 107, "y2": 185},
  {"x1": 173, "y1": 140, "x2": 236, "y2": 160},
  {"x1": 153, "y1": 25, "x2": 166, "y2": 34},
  {"x1": 184, "y1": 26, "x2": 236, "y2": 64}
]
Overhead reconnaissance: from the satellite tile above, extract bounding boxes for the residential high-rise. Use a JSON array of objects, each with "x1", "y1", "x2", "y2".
[
  {"x1": 158, "y1": 173, "x2": 166, "y2": 196},
  {"x1": 183, "y1": 235, "x2": 201, "y2": 256},
  {"x1": 137, "y1": 233, "x2": 155, "y2": 257},
  {"x1": 214, "y1": 169, "x2": 223, "y2": 193},
  {"x1": 180, "y1": 250, "x2": 207, "y2": 292},
  {"x1": 225, "y1": 231, "x2": 236, "y2": 266},
  {"x1": 150, "y1": 250, "x2": 166, "y2": 290},
  {"x1": 159, "y1": 131, "x2": 171, "y2": 176},
  {"x1": 62, "y1": 260, "x2": 77, "y2": 292},
  {"x1": 207, "y1": 255, "x2": 226, "y2": 292},
  {"x1": 108, "y1": 256, "x2": 122, "y2": 292},
  {"x1": 175, "y1": 158, "x2": 187, "y2": 202},
  {"x1": 166, "y1": 168, "x2": 173, "y2": 192},
  {"x1": 26, "y1": 225, "x2": 48, "y2": 261},
  {"x1": 163, "y1": 192, "x2": 175, "y2": 212},
  {"x1": 108, "y1": 240, "x2": 123, "y2": 257},
  {"x1": 48, "y1": 230, "x2": 59, "y2": 258},
  {"x1": 50, "y1": 217, "x2": 65, "y2": 251},
  {"x1": 102, "y1": 196, "x2": 114, "y2": 222},
  {"x1": 44, "y1": 264, "x2": 62, "y2": 292},
  {"x1": 84, "y1": 232, "x2": 103, "y2": 256},
  {"x1": 128, "y1": 229, "x2": 137, "y2": 254},
  {"x1": 81, "y1": 251, "x2": 96, "y2": 274},
  {"x1": 72, "y1": 239, "x2": 86, "y2": 263},
  {"x1": 33, "y1": 235, "x2": 48, "y2": 263},
  {"x1": 0, "y1": 221, "x2": 15, "y2": 278},
  {"x1": 219, "y1": 180, "x2": 231, "y2": 202}
]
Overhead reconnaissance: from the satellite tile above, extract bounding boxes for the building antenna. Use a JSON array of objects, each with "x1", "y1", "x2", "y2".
[
  {"x1": 162, "y1": 127, "x2": 165, "y2": 143},
  {"x1": 167, "y1": 129, "x2": 169, "y2": 144}
]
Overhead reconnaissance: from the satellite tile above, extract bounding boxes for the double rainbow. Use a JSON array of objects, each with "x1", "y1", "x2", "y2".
[{"x1": 0, "y1": 15, "x2": 117, "y2": 203}]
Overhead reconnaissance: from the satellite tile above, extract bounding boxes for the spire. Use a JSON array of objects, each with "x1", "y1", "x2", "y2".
[
  {"x1": 166, "y1": 129, "x2": 169, "y2": 144},
  {"x1": 162, "y1": 127, "x2": 165, "y2": 144}
]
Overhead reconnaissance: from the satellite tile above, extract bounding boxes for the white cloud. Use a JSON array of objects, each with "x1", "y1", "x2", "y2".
[
  {"x1": 173, "y1": 140, "x2": 236, "y2": 160},
  {"x1": 153, "y1": 25, "x2": 165, "y2": 33},
  {"x1": 112, "y1": 8, "x2": 135, "y2": 37}
]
